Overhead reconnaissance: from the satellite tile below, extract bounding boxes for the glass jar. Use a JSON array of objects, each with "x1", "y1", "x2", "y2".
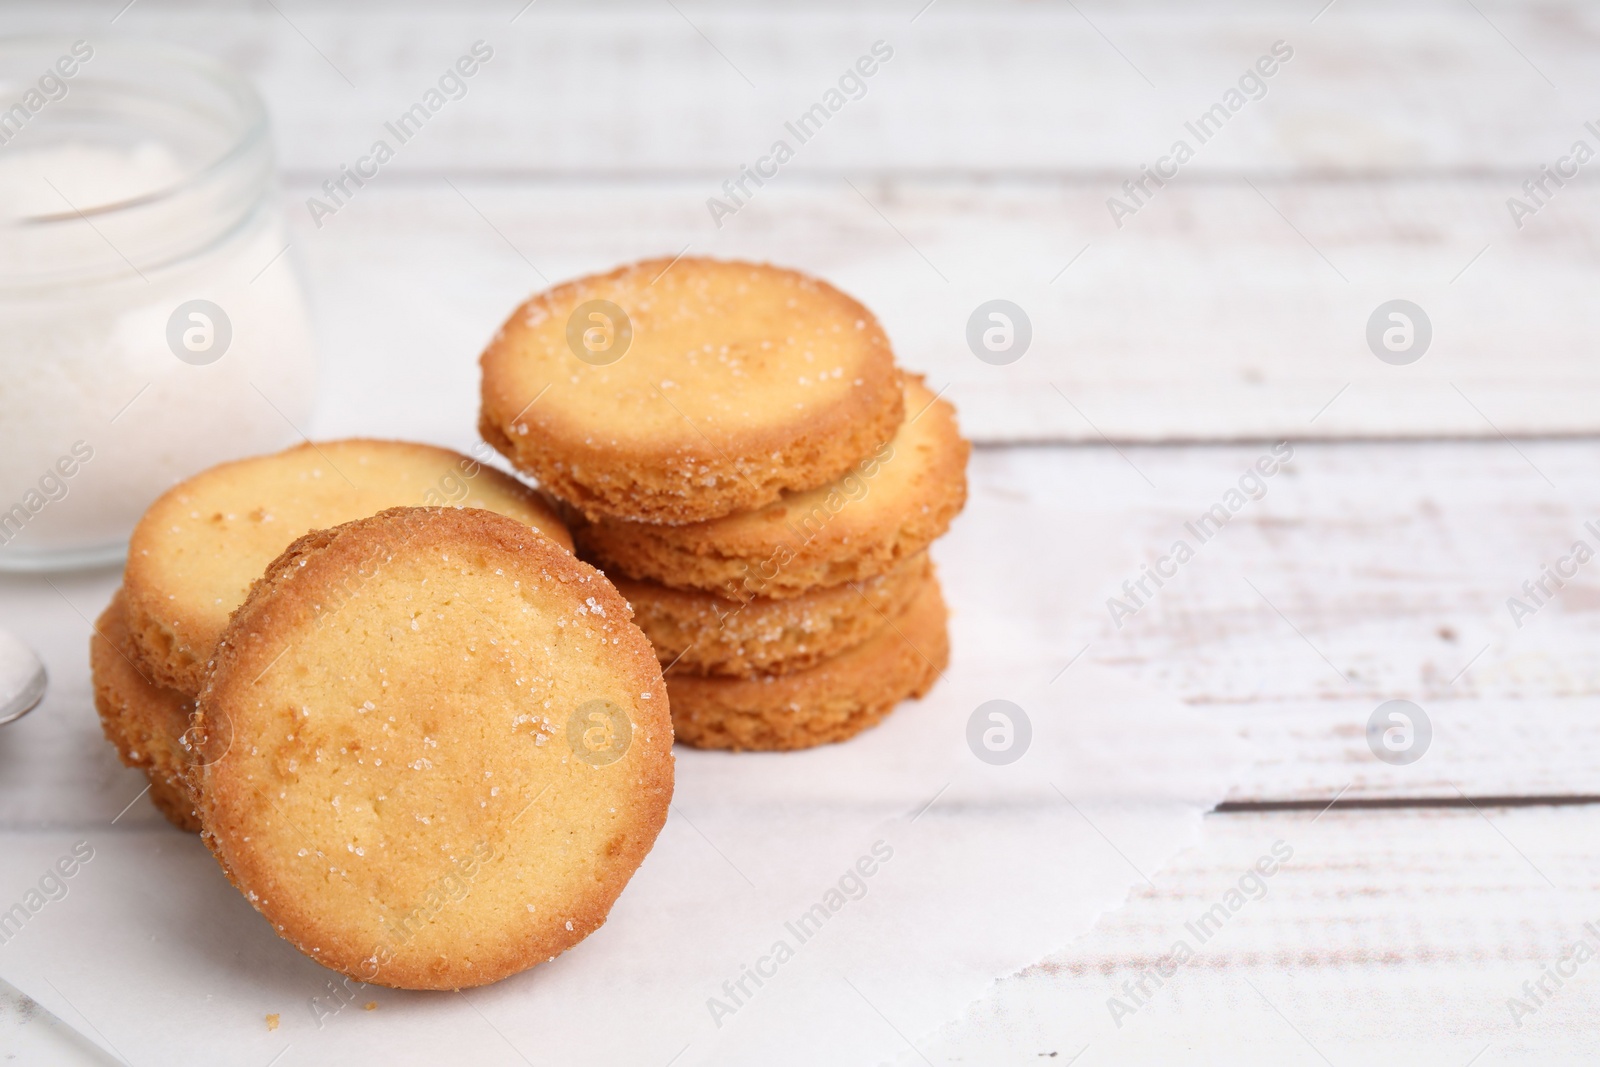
[{"x1": 0, "y1": 36, "x2": 317, "y2": 570}]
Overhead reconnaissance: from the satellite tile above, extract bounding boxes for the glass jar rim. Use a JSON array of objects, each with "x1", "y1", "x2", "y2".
[
  {"x1": 0, "y1": 35, "x2": 274, "y2": 286},
  {"x1": 0, "y1": 35, "x2": 269, "y2": 224}
]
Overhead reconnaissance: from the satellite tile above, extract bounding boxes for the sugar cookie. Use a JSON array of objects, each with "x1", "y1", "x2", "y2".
[
  {"x1": 479, "y1": 258, "x2": 904, "y2": 524},
  {"x1": 193, "y1": 507, "x2": 671, "y2": 990},
  {"x1": 616, "y1": 552, "x2": 930, "y2": 678},
  {"x1": 571, "y1": 376, "x2": 965, "y2": 599},
  {"x1": 668, "y1": 575, "x2": 947, "y2": 751},
  {"x1": 90, "y1": 590, "x2": 200, "y2": 832},
  {"x1": 123, "y1": 439, "x2": 570, "y2": 695}
]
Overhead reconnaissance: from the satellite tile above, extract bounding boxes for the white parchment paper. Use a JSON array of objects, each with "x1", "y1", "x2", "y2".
[{"x1": 0, "y1": 458, "x2": 1247, "y2": 1065}]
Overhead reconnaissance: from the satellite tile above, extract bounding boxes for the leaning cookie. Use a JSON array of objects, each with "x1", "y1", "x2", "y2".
[
  {"x1": 90, "y1": 590, "x2": 200, "y2": 832},
  {"x1": 668, "y1": 576, "x2": 948, "y2": 751},
  {"x1": 616, "y1": 553, "x2": 931, "y2": 678},
  {"x1": 193, "y1": 507, "x2": 673, "y2": 990},
  {"x1": 123, "y1": 438, "x2": 571, "y2": 695},
  {"x1": 571, "y1": 376, "x2": 966, "y2": 600},
  {"x1": 479, "y1": 257, "x2": 905, "y2": 525}
]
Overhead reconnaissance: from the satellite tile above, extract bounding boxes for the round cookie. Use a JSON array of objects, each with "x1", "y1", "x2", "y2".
[
  {"x1": 571, "y1": 376, "x2": 966, "y2": 600},
  {"x1": 124, "y1": 439, "x2": 571, "y2": 695},
  {"x1": 90, "y1": 590, "x2": 200, "y2": 832},
  {"x1": 669, "y1": 575, "x2": 948, "y2": 751},
  {"x1": 193, "y1": 507, "x2": 673, "y2": 990},
  {"x1": 479, "y1": 257, "x2": 905, "y2": 525},
  {"x1": 616, "y1": 552, "x2": 931, "y2": 678}
]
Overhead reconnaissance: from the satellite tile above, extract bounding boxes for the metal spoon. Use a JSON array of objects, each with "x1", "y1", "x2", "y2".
[{"x1": 0, "y1": 629, "x2": 46, "y2": 725}]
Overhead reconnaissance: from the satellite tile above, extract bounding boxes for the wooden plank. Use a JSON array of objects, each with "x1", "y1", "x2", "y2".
[
  {"x1": 279, "y1": 178, "x2": 1600, "y2": 444},
  {"x1": 14, "y1": 0, "x2": 1600, "y2": 175},
  {"x1": 913, "y1": 806, "x2": 1600, "y2": 1064},
  {"x1": 15, "y1": 5, "x2": 1600, "y2": 441},
  {"x1": 949, "y1": 440, "x2": 1600, "y2": 801},
  {"x1": 4, "y1": 4, "x2": 1597, "y2": 1058},
  {"x1": 6, "y1": 438, "x2": 1599, "y2": 817}
]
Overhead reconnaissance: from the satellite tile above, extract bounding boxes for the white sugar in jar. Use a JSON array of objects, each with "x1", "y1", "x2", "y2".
[{"x1": 0, "y1": 37, "x2": 316, "y2": 570}]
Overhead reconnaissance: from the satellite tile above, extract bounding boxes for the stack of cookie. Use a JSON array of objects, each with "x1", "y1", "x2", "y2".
[
  {"x1": 480, "y1": 257, "x2": 969, "y2": 750},
  {"x1": 90, "y1": 440, "x2": 675, "y2": 990}
]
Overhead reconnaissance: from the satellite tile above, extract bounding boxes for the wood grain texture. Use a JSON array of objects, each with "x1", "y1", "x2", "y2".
[
  {"x1": 14, "y1": 0, "x2": 1600, "y2": 175},
  {"x1": 8, "y1": 438, "x2": 1597, "y2": 828},
  {"x1": 13, "y1": 3, "x2": 1599, "y2": 441},
  {"x1": 2, "y1": 2, "x2": 1597, "y2": 1057},
  {"x1": 950, "y1": 441, "x2": 1600, "y2": 801},
  {"x1": 269, "y1": 178, "x2": 1600, "y2": 444},
  {"x1": 913, "y1": 807, "x2": 1600, "y2": 1064}
]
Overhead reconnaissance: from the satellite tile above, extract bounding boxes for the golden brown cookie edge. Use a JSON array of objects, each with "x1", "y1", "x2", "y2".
[
  {"x1": 90, "y1": 590, "x2": 201, "y2": 832},
  {"x1": 571, "y1": 375, "x2": 967, "y2": 598},
  {"x1": 668, "y1": 575, "x2": 948, "y2": 751},
  {"x1": 619, "y1": 552, "x2": 932, "y2": 678},
  {"x1": 479, "y1": 257, "x2": 905, "y2": 524},
  {"x1": 123, "y1": 438, "x2": 571, "y2": 694},
  {"x1": 195, "y1": 506, "x2": 673, "y2": 990}
]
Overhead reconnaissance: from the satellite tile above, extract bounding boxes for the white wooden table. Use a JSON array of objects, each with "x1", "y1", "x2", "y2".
[{"x1": 6, "y1": 2, "x2": 1600, "y2": 1062}]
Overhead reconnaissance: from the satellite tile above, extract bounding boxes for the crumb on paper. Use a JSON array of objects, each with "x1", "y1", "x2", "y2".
[
  {"x1": 266, "y1": 1013, "x2": 279, "y2": 1031},
  {"x1": 364, "y1": 1001, "x2": 378, "y2": 1011}
]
